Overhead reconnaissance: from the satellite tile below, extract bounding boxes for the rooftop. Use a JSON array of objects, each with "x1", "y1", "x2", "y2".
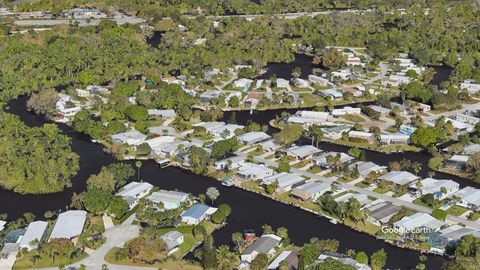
[
  {"x1": 242, "y1": 234, "x2": 282, "y2": 256},
  {"x1": 147, "y1": 190, "x2": 188, "y2": 205},
  {"x1": 116, "y1": 181, "x2": 153, "y2": 198},
  {"x1": 286, "y1": 145, "x2": 321, "y2": 159},
  {"x1": 181, "y1": 204, "x2": 216, "y2": 220},
  {"x1": 49, "y1": 210, "x2": 87, "y2": 240},
  {"x1": 262, "y1": 173, "x2": 305, "y2": 189},
  {"x1": 378, "y1": 171, "x2": 419, "y2": 186}
]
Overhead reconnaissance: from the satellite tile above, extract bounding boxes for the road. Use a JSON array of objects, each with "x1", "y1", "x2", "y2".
[
  {"x1": 423, "y1": 101, "x2": 480, "y2": 121},
  {"x1": 35, "y1": 214, "x2": 150, "y2": 270},
  {"x1": 234, "y1": 151, "x2": 480, "y2": 230}
]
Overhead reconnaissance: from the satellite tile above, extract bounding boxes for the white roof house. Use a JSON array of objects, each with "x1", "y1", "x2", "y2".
[
  {"x1": 349, "y1": 161, "x2": 387, "y2": 177},
  {"x1": 285, "y1": 145, "x2": 322, "y2": 160},
  {"x1": 276, "y1": 78, "x2": 290, "y2": 88},
  {"x1": 241, "y1": 234, "x2": 282, "y2": 263},
  {"x1": 331, "y1": 70, "x2": 352, "y2": 80},
  {"x1": 368, "y1": 105, "x2": 391, "y2": 116},
  {"x1": 454, "y1": 187, "x2": 480, "y2": 210},
  {"x1": 463, "y1": 144, "x2": 480, "y2": 155},
  {"x1": 111, "y1": 130, "x2": 147, "y2": 146},
  {"x1": 214, "y1": 156, "x2": 245, "y2": 171},
  {"x1": 348, "y1": 131, "x2": 375, "y2": 142},
  {"x1": 380, "y1": 133, "x2": 410, "y2": 145},
  {"x1": 446, "y1": 155, "x2": 469, "y2": 170},
  {"x1": 290, "y1": 181, "x2": 331, "y2": 201},
  {"x1": 378, "y1": 171, "x2": 420, "y2": 186},
  {"x1": 160, "y1": 231, "x2": 184, "y2": 253},
  {"x1": 116, "y1": 182, "x2": 154, "y2": 210},
  {"x1": 267, "y1": 250, "x2": 298, "y2": 270},
  {"x1": 393, "y1": 213, "x2": 443, "y2": 233},
  {"x1": 148, "y1": 109, "x2": 176, "y2": 119},
  {"x1": 331, "y1": 106, "x2": 361, "y2": 116},
  {"x1": 313, "y1": 152, "x2": 354, "y2": 168},
  {"x1": 308, "y1": 75, "x2": 333, "y2": 86},
  {"x1": 287, "y1": 116, "x2": 325, "y2": 125},
  {"x1": 0, "y1": 220, "x2": 6, "y2": 232},
  {"x1": 234, "y1": 78, "x2": 254, "y2": 89},
  {"x1": 237, "y1": 132, "x2": 271, "y2": 145},
  {"x1": 49, "y1": 210, "x2": 87, "y2": 241},
  {"x1": 181, "y1": 204, "x2": 218, "y2": 225},
  {"x1": 335, "y1": 193, "x2": 371, "y2": 207},
  {"x1": 298, "y1": 111, "x2": 330, "y2": 120},
  {"x1": 322, "y1": 125, "x2": 352, "y2": 140},
  {"x1": 19, "y1": 221, "x2": 48, "y2": 251},
  {"x1": 460, "y1": 82, "x2": 480, "y2": 94},
  {"x1": 412, "y1": 178, "x2": 459, "y2": 200},
  {"x1": 147, "y1": 190, "x2": 188, "y2": 210},
  {"x1": 236, "y1": 163, "x2": 274, "y2": 180},
  {"x1": 262, "y1": 173, "x2": 306, "y2": 192},
  {"x1": 318, "y1": 89, "x2": 343, "y2": 100},
  {"x1": 316, "y1": 252, "x2": 371, "y2": 270},
  {"x1": 210, "y1": 124, "x2": 245, "y2": 139}
]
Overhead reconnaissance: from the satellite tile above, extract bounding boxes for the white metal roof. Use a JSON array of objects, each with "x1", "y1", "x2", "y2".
[
  {"x1": 286, "y1": 145, "x2": 321, "y2": 159},
  {"x1": 116, "y1": 181, "x2": 153, "y2": 198},
  {"x1": 393, "y1": 212, "x2": 443, "y2": 232},
  {"x1": 262, "y1": 173, "x2": 305, "y2": 189},
  {"x1": 237, "y1": 132, "x2": 271, "y2": 144},
  {"x1": 49, "y1": 210, "x2": 87, "y2": 240},
  {"x1": 378, "y1": 171, "x2": 419, "y2": 186},
  {"x1": 19, "y1": 221, "x2": 48, "y2": 250}
]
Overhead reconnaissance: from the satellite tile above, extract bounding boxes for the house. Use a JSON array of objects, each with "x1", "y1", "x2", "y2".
[
  {"x1": 298, "y1": 111, "x2": 330, "y2": 120},
  {"x1": 460, "y1": 81, "x2": 480, "y2": 95},
  {"x1": 225, "y1": 91, "x2": 243, "y2": 106},
  {"x1": 393, "y1": 213, "x2": 443, "y2": 233},
  {"x1": 367, "y1": 203, "x2": 402, "y2": 225},
  {"x1": 86, "y1": 85, "x2": 110, "y2": 95},
  {"x1": 454, "y1": 113, "x2": 480, "y2": 125},
  {"x1": 75, "y1": 88, "x2": 91, "y2": 97},
  {"x1": 236, "y1": 163, "x2": 275, "y2": 180},
  {"x1": 445, "y1": 155, "x2": 469, "y2": 170},
  {"x1": 244, "y1": 92, "x2": 262, "y2": 107},
  {"x1": 19, "y1": 221, "x2": 48, "y2": 251},
  {"x1": 160, "y1": 231, "x2": 184, "y2": 254},
  {"x1": 181, "y1": 204, "x2": 218, "y2": 225},
  {"x1": 287, "y1": 116, "x2": 325, "y2": 125},
  {"x1": 316, "y1": 252, "x2": 371, "y2": 270},
  {"x1": 443, "y1": 118, "x2": 474, "y2": 133},
  {"x1": 234, "y1": 78, "x2": 253, "y2": 89},
  {"x1": 0, "y1": 243, "x2": 19, "y2": 261},
  {"x1": 308, "y1": 75, "x2": 333, "y2": 86},
  {"x1": 63, "y1": 8, "x2": 107, "y2": 19},
  {"x1": 463, "y1": 144, "x2": 480, "y2": 155},
  {"x1": 151, "y1": 141, "x2": 194, "y2": 157},
  {"x1": 344, "y1": 87, "x2": 363, "y2": 97},
  {"x1": 335, "y1": 193, "x2": 371, "y2": 207},
  {"x1": 379, "y1": 133, "x2": 410, "y2": 145},
  {"x1": 111, "y1": 130, "x2": 147, "y2": 146},
  {"x1": 453, "y1": 187, "x2": 480, "y2": 210},
  {"x1": 276, "y1": 78, "x2": 290, "y2": 88},
  {"x1": 161, "y1": 76, "x2": 185, "y2": 86},
  {"x1": 313, "y1": 152, "x2": 354, "y2": 168},
  {"x1": 145, "y1": 136, "x2": 176, "y2": 154},
  {"x1": 410, "y1": 178, "x2": 459, "y2": 200},
  {"x1": 200, "y1": 90, "x2": 222, "y2": 103},
  {"x1": 331, "y1": 70, "x2": 352, "y2": 80},
  {"x1": 378, "y1": 171, "x2": 419, "y2": 186},
  {"x1": 214, "y1": 156, "x2": 245, "y2": 171},
  {"x1": 322, "y1": 125, "x2": 351, "y2": 140},
  {"x1": 148, "y1": 109, "x2": 176, "y2": 119},
  {"x1": 348, "y1": 131, "x2": 375, "y2": 143},
  {"x1": 237, "y1": 132, "x2": 271, "y2": 145},
  {"x1": 382, "y1": 74, "x2": 411, "y2": 87},
  {"x1": 241, "y1": 234, "x2": 282, "y2": 263},
  {"x1": 59, "y1": 106, "x2": 82, "y2": 117},
  {"x1": 0, "y1": 220, "x2": 5, "y2": 232},
  {"x1": 285, "y1": 145, "x2": 322, "y2": 160},
  {"x1": 260, "y1": 140, "x2": 282, "y2": 152},
  {"x1": 49, "y1": 210, "x2": 87, "y2": 242},
  {"x1": 390, "y1": 102, "x2": 411, "y2": 115},
  {"x1": 194, "y1": 38, "x2": 207, "y2": 45},
  {"x1": 410, "y1": 101, "x2": 431, "y2": 112},
  {"x1": 331, "y1": 106, "x2": 361, "y2": 116},
  {"x1": 267, "y1": 250, "x2": 299, "y2": 270},
  {"x1": 317, "y1": 89, "x2": 343, "y2": 100},
  {"x1": 290, "y1": 181, "x2": 331, "y2": 201},
  {"x1": 194, "y1": 122, "x2": 244, "y2": 139},
  {"x1": 293, "y1": 78, "x2": 310, "y2": 88},
  {"x1": 262, "y1": 173, "x2": 306, "y2": 192},
  {"x1": 147, "y1": 190, "x2": 188, "y2": 210},
  {"x1": 368, "y1": 105, "x2": 391, "y2": 117},
  {"x1": 349, "y1": 161, "x2": 387, "y2": 178},
  {"x1": 116, "y1": 182, "x2": 154, "y2": 210},
  {"x1": 2, "y1": 229, "x2": 24, "y2": 243}
]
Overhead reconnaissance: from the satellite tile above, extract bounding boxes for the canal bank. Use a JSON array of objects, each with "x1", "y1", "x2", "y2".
[{"x1": 1, "y1": 96, "x2": 446, "y2": 269}]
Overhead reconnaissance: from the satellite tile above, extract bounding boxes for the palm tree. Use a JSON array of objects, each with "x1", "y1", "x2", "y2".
[
  {"x1": 412, "y1": 162, "x2": 422, "y2": 174},
  {"x1": 216, "y1": 245, "x2": 239, "y2": 270},
  {"x1": 135, "y1": 161, "x2": 142, "y2": 181}
]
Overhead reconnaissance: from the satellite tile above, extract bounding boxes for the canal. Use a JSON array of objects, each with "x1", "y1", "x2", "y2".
[{"x1": 0, "y1": 96, "x2": 448, "y2": 269}]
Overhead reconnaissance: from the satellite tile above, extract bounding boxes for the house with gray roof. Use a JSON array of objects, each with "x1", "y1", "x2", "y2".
[
  {"x1": 147, "y1": 190, "x2": 188, "y2": 210},
  {"x1": 348, "y1": 161, "x2": 387, "y2": 178},
  {"x1": 160, "y1": 231, "x2": 184, "y2": 254},
  {"x1": 322, "y1": 125, "x2": 351, "y2": 140},
  {"x1": 463, "y1": 144, "x2": 480, "y2": 155},
  {"x1": 237, "y1": 131, "x2": 272, "y2": 145},
  {"x1": 367, "y1": 203, "x2": 402, "y2": 225},
  {"x1": 393, "y1": 213, "x2": 443, "y2": 233},
  {"x1": 19, "y1": 221, "x2": 48, "y2": 251},
  {"x1": 378, "y1": 171, "x2": 420, "y2": 186},
  {"x1": 214, "y1": 156, "x2": 245, "y2": 171},
  {"x1": 262, "y1": 172, "x2": 306, "y2": 192},
  {"x1": 181, "y1": 204, "x2": 218, "y2": 225},
  {"x1": 236, "y1": 163, "x2": 275, "y2": 180},
  {"x1": 285, "y1": 145, "x2": 322, "y2": 160},
  {"x1": 313, "y1": 152, "x2": 354, "y2": 168},
  {"x1": 316, "y1": 252, "x2": 371, "y2": 270},
  {"x1": 290, "y1": 181, "x2": 331, "y2": 201},
  {"x1": 111, "y1": 130, "x2": 147, "y2": 146},
  {"x1": 148, "y1": 109, "x2": 176, "y2": 119},
  {"x1": 267, "y1": 250, "x2": 299, "y2": 270},
  {"x1": 410, "y1": 178, "x2": 459, "y2": 200},
  {"x1": 454, "y1": 187, "x2": 480, "y2": 210},
  {"x1": 49, "y1": 210, "x2": 87, "y2": 243},
  {"x1": 116, "y1": 181, "x2": 153, "y2": 210},
  {"x1": 445, "y1": 155, "x2": 469, "y2": 170},
  {"x1": 241, "y1": 234, "x2": 282, "y2": 263}
]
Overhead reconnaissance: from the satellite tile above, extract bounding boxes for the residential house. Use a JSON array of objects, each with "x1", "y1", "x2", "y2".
[
  {"x1": 111, "y1": 130, "x2": 147, "y2": 146},
  {"x1": 241, "y1": 234, "x2": 282, "y2": 263},
  {"x1": 181, "y1": 204, "x2": 218, "y2": 225},
  {"x1": 75, "y1": 88, "x2": 91, "y2": 97},
  {"x1": 260, "y1": 140, "x2": 281, "y2": 152},
  {"x1": 236, "y1": 163, "x2": 275, "y2": 180},
  {"x1": 19, "y1": 221, "x2": 48, "y2": 251},
  {"x1": 390, "y1": 102, "x2": 411, "y2": 115},
  {"x1": 344, "y1": 87, "x2": 363, "y2": 97},
  {"x1": 225, "y1": 91, "x2": 243, "y2": 106},
  {"x1": 331, "y1": 106, "x2": 361, "y2": 116},
  {"x1": 49, "y1": 210, "x2": 87, "y2": 243},
  {"x1": 460, "y1": 81, "x2": 480, "y2": 95},
  {"x1": 298, "y1": 111, "x2": 330, "y2": 120},
  {"x1": 368, "y1": 105, "x2": 391, "y2": 117},
  {"x1": 335, "y1": 193, "x2": 371, "y2": 207},
  {"x1": 317, "y1": 89, "x2": 343, "y2": 100},
  {"x1": 148, "y1": 109, "x2": 176, "y2": 119},
  {"x1": 267, "y1": 250, "x2": 299, "y2": 270},
  {"x1": 293, "y1": 78, "x2": 310, "y2": 88},
  {"x1": 378, "y1": 171, "x2": 420, "y2": 186},
  {"x1": 147, "y1": 190, "x2": 188, "y2": 210},
  {"x1": 316, "y1": 252, "x2": 371, "y2": 270},
  {"x1": 463, "y1": 144, "x2": 480, "y2": 155},
  {"x1": 234, "y1": 78, "x2": 253, "y2": 89},
  {"x1": 454, "y1": 187, "x2": 480, "y2": 210},
  {"x1": 237, "y1": 132, "x2": 272, "y2": 145},
  {"x1": 63, "y1": 8, "x2": 107, "y2": 19},
  {"x1": 382, "y1": 74, "x2": 411, "y2": 87},
  {"x1": 367, "y1": 203, "x2": 402, "y2": 226},
  {"x1": 0, "y1": 220, "x2": 5, "y2": 232},
  {"x1": 308, "y1": 75, "x2": 333, "y2": 86},
  {"x1": 331, "y1": 70, "x2": 352, "y2": 80},
  {"x1": 116, "y1": 182, "x2": 154, "y2": 210},
  {"x1": 399, "y1": 124, "x2": 417, "y2": 136},
  {"x1": 160, "y1": 231, "x2": 184, "y2": 254},
  {"x1": 445, "y1": 155, "x2": 469, "y2": 170},
  {"x1": 409, "y1": 178, "x2": 459, "y2": 200},
  {"x1": 409, "y1": 101, "x2": 431, "y2": 112},
  {"x1": 285, "y1": 145, "x2": 322, "y2": 160},
  {"x1": 276, "y1": 78, "x2": 290, "y2": 88},
  {"x1": 200, "y1": 90, "x2": 222, "y2": 103},
  {"x1": 348, "y1": 131, "x2": 375, "y2": 143},
  {"x1": 244, "y1": 92, "x2": 262, "y2": 107},
  {"x1": 313, "y1": 152, "x2": 354, "y2": 168},
  {"x1": 454, "y1": 113, "x2": 480, "y2": 125},
  {"x1": 150, "y1": 140, "x2": 194, "y2": 158},
  {"x1": 215, "y1": 156, "x2": 245, "y2": 171},
  {"x1": 379, "y1": 133, "x2": 410, "y2": 145},
  {"x1": 349, "y1": 161, "x2": 387, "y2": 178},
  {"x1": 262, "y1": 173, "x2": 306, "y2": 192},
  {"x1": 290, "y1": 181, "x2": 331, "y2": 201},
  {"x1": 393, "y1": 213, "x2": 443, "y2": 233},
  {"x1": 287, "y1": 116, "x2": 325, "y2": 125},
  {"x1": 322, "y1": 125, "x2": 351, "y2": 140}
]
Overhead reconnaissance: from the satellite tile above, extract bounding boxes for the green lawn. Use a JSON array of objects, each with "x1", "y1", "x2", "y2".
[
  {"x1": 292, "y1": 159, "x2": 312, "y2": 169},
  {"x1": 373, "y1": 187, "x2": 389, "y2": 194},
  {"x1": 104, "y1": 249, "x2": 202, "y2": 270},
  {"x1": 13, "y1": 251, "x2": 87, "y2": 269},
  {"x1": 446, "y1": 205, "x2": 468, "y2": 216},
  {"x1": 339, "y1": 114, "x2": 365, "y2": 123}
]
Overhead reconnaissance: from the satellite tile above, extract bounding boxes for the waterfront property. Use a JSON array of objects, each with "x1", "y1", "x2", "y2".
[
  {"x1": 111, "y1": 130, "x2": 147, "y2": 146},
  {"x1": 267, "y1": 250, "x2": 299, "y2": 270},
  {"x1": 147, "y1": 190, "x2": 189, "y2": 210},
  {"x1": 241, "y1": 234, "x2": 282, "y2": 263},
  {"x1": 160, "y1": 231, "x2": 184, "y2": 254},
  {"x1": 348, "y1": 131, "x2": 375, "y2": 143},
  {"x1": 290, "y1": 181, "x2": 331, "y2": 201},
  {"x1": 335, "y1": 193, "x2": 371, "y2": 207},
  {"x1": 317, "y1": 89, "x2": 343, "y2": 100},
  {"x1": 313, "y1": 151, "x2": 354, "y2": 168},
  {"x1": 367, "y1": 203, "x2": 403, "y2": 226},
  {"x1": 322, "y1": 125, "x2": 352, "y2": 140},
  {"x1": 285, "y1": 145, "x2": 322, "y2": 160},
  {"x1": 49, "y1": 210, "x2": 87, "y2": 243},
  {"x1": 349, "y1": 161, "x2": 387, "y2": 178},
  {"x1": 368, "y1": 105, "x2": 391, "y2": 117},
  {"x1": 454, "y1": 187, "x2": 480, "y2": 210},
  {"x1": 262, "y1": 172, "x2": 306, "y2": 192},
  {"x1": 116, "y1": 181, "x2": 154, "y2": 210},
  {"x1": 393, "y1": 213, "x2": 443, "y2": 233},
  {"x1": 237, "y1": 131, "x2": 272, "y2": 145},
  {"x1": 463, "y1": 143, "x2": 480, "y2": 155},
  {"x1": 316, "y1": 252, "x2": 371, "y2": 270},
  {"x1": 378, "y1": 171, "x2": 420, "y2": 187},
  {"x1": 445, "y1": 155, "x2": 469, "y2": 170},
  {"x1": 331, "y1": 106, "x2": 361, "y2": 116},
  {"x1": 180, "y1": 204, "x2": 218, "y2": 225},
  {"x1": 379, "y1": 133, "x2": 410, "y2": 145},
  {"x1": 214, "y1": 156, "x2": 245, "y2": 171},
  {"x1": 193, "y1": 121, "x2": 244, "y2": 139},
  {"x1": 236, "y1": 163, "x2": 275, "y2": 180},
  {"x1": 0, "y1": 220, "x2": 5, "y2": 232},
  {"x1": 148, "y1": 109, "x2": 176, "y2": 119},
  {"x1": 409, "y1": 178, "x2": 459, "y2": 200},
  {"x1": 18, "y1": 221, "x2": 48, "y2": 251}
]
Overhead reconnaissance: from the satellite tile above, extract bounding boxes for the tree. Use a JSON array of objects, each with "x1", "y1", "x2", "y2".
[
  {"x1": 370, "y1": 249, "x2": 387, "y2": 270},
  {"x1": 211, "y1": 211, "x2": 226, "y2": 224},
  {"x1": 104, "y1": 163, "x2": 135, "y2": 189},
  {"x1": 135, "y1": 161, "x2": 142, "y2": 181},
  {"x1": 355, "y1": 251, "x2": 368, "y2": 264},
  {"x1": 292, "y1": 67, "x2": 302, "y2": 78},
  {"x1": 262, "y1": 224, "x2": 273, "y2": 234},
  {"x1": 229, "y1": 96, "x2": 239, "y2": 108},
  {"x1": 313, "y1": 258, "x2": 356, "y2": 270},
  {"x1": 125, "y1": 105, "x2": 148, "y2": 121},
  {"x1": 313, "y1": 48, "x2": 347, "y2": 70},
  {"x1": 273, "y1": 124, "x2": 304, "y2": 145},
  {"x1": 250, "y1": 253, "x2": 269, "y2": 270},
  {"x1": 278, "y1": 162, "x2": 291, "y2": 173},
  {"x1": 27, "y1": 89, "x2": 58, "y2": 118},
  {"x1": 216, "y1": 245, "x2": 239, "y2": 270},
  {"x1": 206, "y1": 187, "x2": 220, "y2": 205},
  {"x1": 113, "y1": 81, "x2": 138, "y2": 97},
  {"x1": 211, "y1": 138, "x2": 238, "y2": 160},
  {"x1": 218, "y1": 204, "x2": 232, "y2": 217},
  {"x1": 136, "y1": 143, "x2": 151, "y2": 156},
  {"x1": 411, "y1": 127, "x2": 444, "y2": 148},
  {"x1": 189, "y1": 147, "x2": 211, "y2": 175},
  {"x1": 403, "y1": 81, "x2": 431, "y2": 103},
  {"x1": 87, "y1": 170, "x2": 116, "y2": 192},
  {"x1": 467, "y1": 153, "x2": 480, "y2": 178}
]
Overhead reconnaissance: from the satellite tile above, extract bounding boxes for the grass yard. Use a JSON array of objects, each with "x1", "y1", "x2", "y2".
[
  {"x1": 340, "y1": 114, "x2": 365, "y2": 123},
  {"x1": 344, "y1": 219, "x2": 380, "y2": 235},
  {"x1": 274, "y1": 192, "x2": 321, "y2": 213},
  {"x1": 104, "y1": 249, "x2": 202, "y2": 270},
  {"x1": 446, "y1": 205, "x2": 468, "y2": 216},
  {"x1": 13, "y1": 251, "x2": 87, "y2": 269},
  {"x1": 373, "y1": 187, "x2": 389, "y2": 194}
]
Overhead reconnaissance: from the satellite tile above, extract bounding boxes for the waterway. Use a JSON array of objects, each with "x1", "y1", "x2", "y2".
[
  {"x1": 258, "y1": 53, "x2": 315, "y2": 80},
  {"x1": 1, "y1": 96, "x2": 447, "y2": 269}
]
